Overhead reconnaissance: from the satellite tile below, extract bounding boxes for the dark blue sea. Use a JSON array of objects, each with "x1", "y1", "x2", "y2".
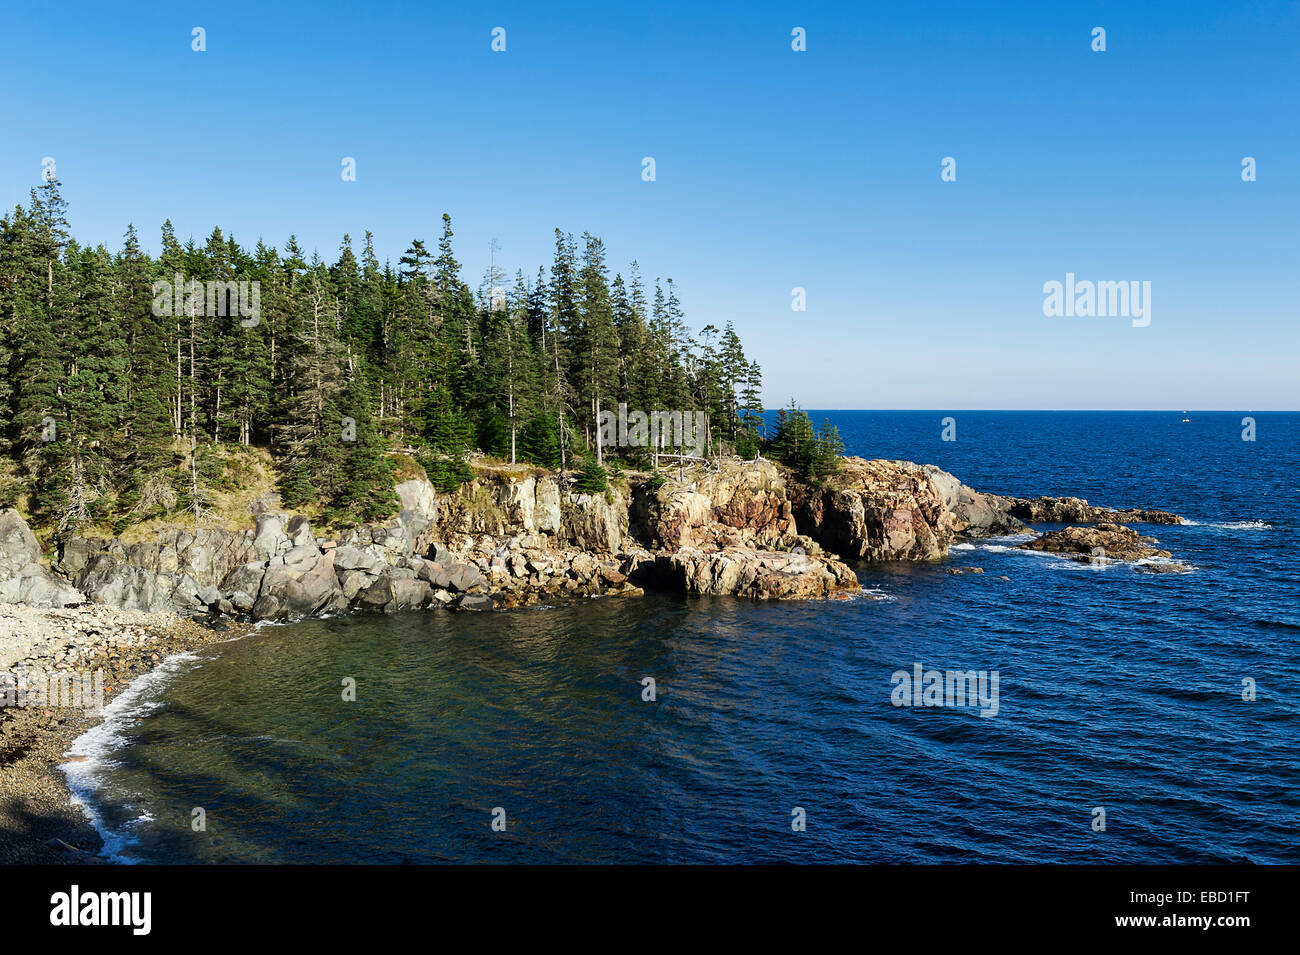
[{"x1": 65, "y1": 412, "x2": 1300, "y2": 864}]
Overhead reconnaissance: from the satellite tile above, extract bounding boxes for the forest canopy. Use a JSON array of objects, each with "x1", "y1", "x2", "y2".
[{"x1": 0, "y1": 178, "x2": 766, "y2": 534}]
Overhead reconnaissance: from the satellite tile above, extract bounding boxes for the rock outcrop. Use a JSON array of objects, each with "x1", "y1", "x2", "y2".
[
  {"x1": 650, "y1": 546, "x2": 859, "y2": 600},
  {"x1": 1006, "y1": 497, "x2": 1183, "y2": 526},
  {"x1": 433, "y1": 472, "x2": 614, "y2": 548},
  {"x1": 0, "y1": 509, "x2": 83, "y2": 609},
  {"x1": 250, "y1": 544, "x2": 349, "y2": 620},
  {"x1": 1016, "y1": 523, "x2": 1172, "y2": 563},
  {"x1": 73, "y1": 556, "x2": 175, "y2": 613},
  {"x1": 791, "y1": 458, "x2": 957, "y2": 561},
  {"x1": 921, "y1": 466, "x2": 1024, "y2": 538},
  {"x1": 631, "y1": 458, "x2": 797, "y2": 550},
  {"x1": 0, "y1": 452, "x2": 1189, "y2": 620}
]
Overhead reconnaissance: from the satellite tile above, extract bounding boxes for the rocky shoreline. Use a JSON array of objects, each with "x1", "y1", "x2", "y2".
[
  {"x1": 0, "y1": 604, "x2": 248, "y2": 864},
  {"x1": 0, "y1": 455, "x2": 1188, "y2": 624},
  {"x1": 0, "y1": 453, "x2": 1186, "y2": 863}
]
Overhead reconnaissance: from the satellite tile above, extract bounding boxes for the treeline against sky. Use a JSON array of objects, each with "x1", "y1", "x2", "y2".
[{"x1": 0, "y1": 178, "x2": 764, "y2": 533}]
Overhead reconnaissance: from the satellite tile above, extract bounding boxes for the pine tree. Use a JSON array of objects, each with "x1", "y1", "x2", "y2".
[
  {"x1": 420, "y1": 387, "x2": 474, "y2": 491},
  {"x1": 576, "y1": 233, "x2": 620, "y2": 464},
  {"x1": 772, "y1": 401, "x2": 817, "y2": 476},
  {"x1": 0, "y1": 175, "x2": 767, "y2": 532},
  {"x1": 275, "y1": 265, "x2": 348, "y2": 506},
  {"x1": 334, "y1": 360, "x2": 397, "y2": 521},
  {"x1": 813, "y1": 418, "x2": 844, "y2": 479},
  {"x1": 481, "y1": 271, "x2": 539, "y2": 463}
]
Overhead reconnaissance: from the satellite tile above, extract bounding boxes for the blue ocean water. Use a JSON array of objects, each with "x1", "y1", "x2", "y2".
[{"x1": 67, "y1": 412, "x2": 1300, "y2": 863}]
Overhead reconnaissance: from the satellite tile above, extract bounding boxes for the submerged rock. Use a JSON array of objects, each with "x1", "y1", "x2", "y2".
[{"x1": 1134, "y1": 562, "x2": 1193, "y2": 574}]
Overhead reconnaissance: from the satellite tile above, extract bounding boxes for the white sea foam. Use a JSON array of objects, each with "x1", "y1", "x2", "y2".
[
  {"x1": 1134, "y1": 556, "x2": 1197, "y2": 573},
  {"x1": 59, "y1": 649, "x2": 208, "y2": 863},
  {"x1": 974, "y1": 533, "x2": 1037, "y2": 552},
  {"x1": 1049, "y1": 558, "x2": 1119, "y2": 571},
  {"x1": 57, "y1": 622, "x2": 262, "y2": 863},
  {"x1": 1180, "y1": 519, "x2": 1272, "y2": 530}
]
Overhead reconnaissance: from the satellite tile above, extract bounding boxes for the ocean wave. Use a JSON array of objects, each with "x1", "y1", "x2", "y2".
[
  {"x1": 982, "y1": 542, "x2": 1058, "y2": 557},
  {"x1": 59, "y1": 649, "x2": 206, "y2": 864},
  {"x1": 1134, "y1": 556, "x2": 1197, "y2": 574},
  {"x1": 1251, "y1": 617, "x2": 1300, "y2": 633},
  {"x1": 1043, "y1": 554, "x2": 1197, "y2": 574},
  {"x1": 1181, "y1": 520, "x2": 1273, "y2": 530},
  {"x1": 973, "y1": 534, "x2": 1037, "y2": 552}
]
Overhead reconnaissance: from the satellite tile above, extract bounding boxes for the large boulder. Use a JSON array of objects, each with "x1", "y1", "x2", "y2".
[
  {"x1": 413, "y1": 557, "x2": 453, "y2": 590},
  {"x1": 922, "y1": 466, "x2": 1024, "y2": 538},
  {"x1": 286, "y1": 515, "x2": 316, "y2": 548},
  {"x1": 652, "y1": 546, "x2": 859, "y2": 600},
  {"x1": 0, "y1": 509, "x2": 83, "y2": 605},
  {"x1": 444, "y1": 561, "x2": 487, "y2": 594},
  {"x1": 221, "y1": 560, "x2": 268, "y2": 606},
  {"x1": 453, "y1": 593, "x2": 496, "y2": 612},
  {"x1": 0, "y1": 561, "x2": 85, "y2": 609},
  {"x1": 333, "y1": 545, "x2": 388, "y2": 575},
  {"x1": 357, "y1": 573, "x2": 433, "y2": 613},
  {"x1": 74, "y1": 554, "x2": 173, "y2": 612},
  {"x1": 252, "y1": 547, "x2": 348, "y2": 620},
  {"x1": 0, "y1": 508, "x2": 42, "y2": 577},
  {"x1": 252, "y1": 514, "x2": 292, "y2": 560},
  {"x1": 0, "y1": 508, "x2": 84, "y2": 608}
]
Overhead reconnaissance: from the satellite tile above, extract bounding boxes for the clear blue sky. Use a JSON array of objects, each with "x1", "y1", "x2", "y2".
[{"x1": 2, "y1": 0, "x2": 1296, "y2": 409}]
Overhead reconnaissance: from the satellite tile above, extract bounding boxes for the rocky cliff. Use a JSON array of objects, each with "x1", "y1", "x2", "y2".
[
  {"x1": 789, "y1": 458, "x2": 1023, "y2": 561},
  {"x1": 0, "y1": 454, "x2": 1185, "y2": 621}
]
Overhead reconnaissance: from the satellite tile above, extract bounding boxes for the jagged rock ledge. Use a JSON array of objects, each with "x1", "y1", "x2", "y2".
[
  {"x1": 1005, "y1": 497, "x2": 1183, "y2": 526},
  {"x1": 0, "y1": 454, "x2": 1185, "y2": 621},
  {"x1": 1016, "y1": 523, "x2": 1175, "y2": 564}
]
